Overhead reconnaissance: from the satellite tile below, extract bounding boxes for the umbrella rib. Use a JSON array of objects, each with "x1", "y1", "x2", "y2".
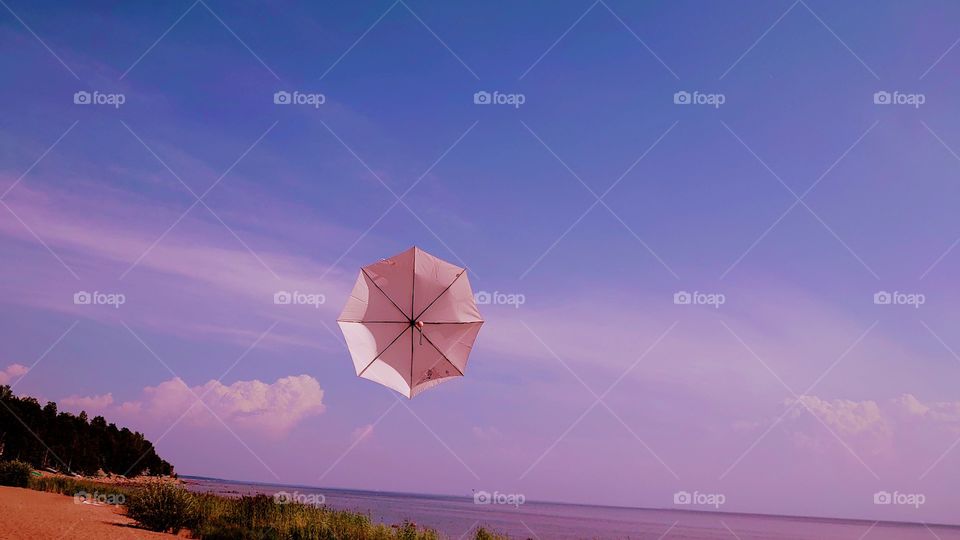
[
  {"x1": 413, "y1": 270, "x2": 465, "y2": 321},
  {"x1": 411, "y1": 247, "x2": 417, "y2": 320},
  {"x1": 356, "y1": 325, "x2": 410, "y2": 377},
  {"x1": 339, "y1": 320, "x2": 410, "y2": 323},
  {"x1": 410, "y1": 326, "x2": 414, "y2": 392},
  {"x1": 361, "y1": 268, "x2": 412, "y2": 322}
]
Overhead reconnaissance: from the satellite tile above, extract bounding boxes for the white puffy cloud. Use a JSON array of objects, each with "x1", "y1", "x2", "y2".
[
  {"x1": 780, "y1": 394, "x2": 960, "y2": 459},
  {"x1": 59, "y1": 374, "x2": 325, "y2": 437},
  {"x1": 0, "y1": 363, "x2": 28, "y2": 385},
  {"x1": 790, "y1": 396, "x2": 890, "y2": 435},
  {"x1": 887, "y1": 393, "x2": 960, "y2": 425},
  {"x1": 61, "y1": 393, "x2": 115, "y2": 411}
]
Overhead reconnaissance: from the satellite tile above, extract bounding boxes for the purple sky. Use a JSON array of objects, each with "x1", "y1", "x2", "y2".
[{"x1": 2, "y1": 0, "x2": 960, "y2": 526}]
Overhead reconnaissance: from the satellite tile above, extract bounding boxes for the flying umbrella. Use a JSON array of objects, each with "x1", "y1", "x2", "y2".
[{"x1": 337, "y1": 247, "x2": 483, "y2": 398}]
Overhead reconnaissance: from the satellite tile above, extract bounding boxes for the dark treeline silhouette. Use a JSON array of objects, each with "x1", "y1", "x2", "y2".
[{"x1": 0, "y1": 385, "x2": 173, "y2": 476}]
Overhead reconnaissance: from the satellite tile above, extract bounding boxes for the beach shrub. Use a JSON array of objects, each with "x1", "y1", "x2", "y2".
[
  {"x1": 0, "y1": 460, "x2": 32, "y2": 487},
  {"x1": 474, "y1": 527, "x2": 510, "y2": 540},
  {"x1": 125, "y1": 482, "x2": 197, "y2": 534},
  {"x1": 396, "y1": 520, "x2": 419, "y2": 540}
]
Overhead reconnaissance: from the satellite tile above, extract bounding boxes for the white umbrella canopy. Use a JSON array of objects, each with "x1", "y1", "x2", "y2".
[{"x1": 337, "y1": 247, "x2": 484, "y2": 398}]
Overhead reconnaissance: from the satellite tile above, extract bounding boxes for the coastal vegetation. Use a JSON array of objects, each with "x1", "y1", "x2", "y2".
[
  {"x1": 0, "y1": 385, "x2": 172, "y2": 476},
  {"x1": 24, "y1": 475, "x2": 512, "y2": 539}
]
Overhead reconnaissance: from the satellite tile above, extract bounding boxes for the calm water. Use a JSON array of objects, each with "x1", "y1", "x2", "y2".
[{"x1": 183, "y1": 477, "x2": 960, "y2": 539}]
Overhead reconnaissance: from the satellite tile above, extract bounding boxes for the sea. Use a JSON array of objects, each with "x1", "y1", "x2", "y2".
[{"x1": 182, "y1": 476, "x2": 960, "y2": 539}]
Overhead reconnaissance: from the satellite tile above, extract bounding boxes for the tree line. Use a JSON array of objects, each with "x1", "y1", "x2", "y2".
[{"x1": 0, "y1": 385, "x2": 173, "y2": 476}]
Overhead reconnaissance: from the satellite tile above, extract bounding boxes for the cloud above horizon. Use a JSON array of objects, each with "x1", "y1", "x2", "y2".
[
  {"x1": 774, "y1": 394, "x2": 960, "y2": 466},
  {"x1": 0, "y1": 363, "x2": 28, "y2": 385},
  {"x1": 61, "y1": 392, "x2": 115, "y2": 410},
  {"x1": 58, "y1": 373, "x2": 326, "y2": 437}
]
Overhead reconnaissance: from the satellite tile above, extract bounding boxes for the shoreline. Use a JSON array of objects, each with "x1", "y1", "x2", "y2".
[
  {"x1": 12, "y1": 471, "x2": 497, "y2": 539},
  {"x1": 4, "y1": 473, "x2": 960, "y2": 539},
  {"x1": 181, "y1": 474, "x2": 960, "y2": 532}
]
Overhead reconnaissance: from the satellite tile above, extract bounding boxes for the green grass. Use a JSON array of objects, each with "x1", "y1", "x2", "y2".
[
  {"x1": 22, "y1": 475, "x2": 511, "y2": 539},
  {"x1": 29, "y1": 475, "x2": 133, "y2": 497},
  {"x1": 189, "y1": 492, "x2": 437, "y2": 539}
]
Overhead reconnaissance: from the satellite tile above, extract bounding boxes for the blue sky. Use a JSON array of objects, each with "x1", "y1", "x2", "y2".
[{"x1": 3, "y1": 0, "x2": 960, "y2": 525}]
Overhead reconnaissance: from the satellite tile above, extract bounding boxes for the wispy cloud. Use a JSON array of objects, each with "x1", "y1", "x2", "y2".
[{"x1": 0, "y1": 181, "x2": 355, "y2": 349}]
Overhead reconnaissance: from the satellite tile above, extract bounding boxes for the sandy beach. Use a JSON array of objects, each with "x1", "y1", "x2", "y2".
[{"x1": 0, "y1": 486, "x2": 179, "y2": 539}]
